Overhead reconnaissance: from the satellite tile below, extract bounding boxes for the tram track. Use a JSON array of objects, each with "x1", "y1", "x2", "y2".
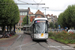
[
  {"x1": 7, "y1": 34, "x2": 50, "y2": 50},
  {"x1": 34, "y1": 40, "x2": 50, "y2": 50}
]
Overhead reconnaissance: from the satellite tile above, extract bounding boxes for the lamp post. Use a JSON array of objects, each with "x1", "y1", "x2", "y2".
[{"x1": 42, "y1": 7, "x2": 49, "y2": 18}]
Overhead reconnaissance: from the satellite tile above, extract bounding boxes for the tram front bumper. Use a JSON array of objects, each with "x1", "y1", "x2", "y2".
[{"x1": 34, "y1": 34, "x2": 48, "y2": 40}]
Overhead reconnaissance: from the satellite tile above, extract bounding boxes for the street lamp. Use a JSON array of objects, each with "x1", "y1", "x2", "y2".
[{"x1": 42, "y1": 7, "x2": 49, "y2": 18}]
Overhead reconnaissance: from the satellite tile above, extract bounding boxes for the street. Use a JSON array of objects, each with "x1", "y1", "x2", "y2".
[{"x1": 0, "y1": 32, "x2": 75, "y2": 50}]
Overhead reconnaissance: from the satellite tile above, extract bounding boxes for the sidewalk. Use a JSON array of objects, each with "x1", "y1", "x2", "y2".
[
  {"x1": 0, "y1": 34, "x2": 18, "y2": 47},
  {"x1": 68, "y1": 44, "x2": 75, "y2": 48}
]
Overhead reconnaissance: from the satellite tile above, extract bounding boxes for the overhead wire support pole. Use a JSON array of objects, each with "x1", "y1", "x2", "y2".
[{"x1": 42, "y1": 7, "x2": 49, "y2": 18}]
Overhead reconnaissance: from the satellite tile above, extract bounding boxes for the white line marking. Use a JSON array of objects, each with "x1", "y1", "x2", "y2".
[
  {"x1": 48, "y1": 45, "x2": 61, "y2": 50},
  {"x1": 62, "y1": 46, "x2": 74, "y2": 49},
  {"x1": 48, "y1": 45, "x2": 74, "y2": 50},
  {"x1": 15, "y1": 41, "x2": 32, "y2": 48},
  {"x1": 20, "y1": 46, "x2": 22, "y2": 50},
  {"x1": 16, "y1": 35, "x2": 21, "y2": 40}
]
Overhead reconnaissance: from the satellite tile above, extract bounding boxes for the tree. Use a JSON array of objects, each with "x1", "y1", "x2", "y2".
[
  {"x1": 58, "y1": 5, "x2": 75, "y2": 29},
  {"x1": 0, "y1": 0, "x2": 20, "y2": 34},
  {"x1": 54, "y1": 22, "x2": 58, "y2": 28},
  {"x1": 22, "y1": 16, "x2": 29, "y2": 25},
  {"x1": 58, "y1": 13, "x2": 67, "y2": 28},
  {"x1": 49, "y1": 22, "x2": 54, "y2": 28}
]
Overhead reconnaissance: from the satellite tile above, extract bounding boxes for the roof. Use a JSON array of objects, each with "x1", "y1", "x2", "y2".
[
  {"x1": 29, "y1": 11, "x2": 33, "y2": 14},
  {"x1": 46, "y1": 14, "x2": 51, "y2": 17},
  {"x1": 28, "y1": 7, "x2": 33, "y2": 14},
  {"x1": 19, "y1": 9, "x2": 28, "y2": 12},
  {"x1": 35, "y1": 10, "x2": 44, "y2": 16}
]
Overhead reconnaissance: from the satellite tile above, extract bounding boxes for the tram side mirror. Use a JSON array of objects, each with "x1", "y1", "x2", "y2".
[{"x1": 47, "y1": 21, "x2": 49, "y2": 28}]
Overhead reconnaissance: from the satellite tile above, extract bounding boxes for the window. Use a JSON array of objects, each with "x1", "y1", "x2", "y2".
[
  {"x1": 21, "y1": 23, "x2": 22, "y2": 26},
  {"x1": 25, "y1": 12, "x2": 27, "y2": 15},
  {"x1": 34, "y1": 21, "x2": 48, "y2": 33},
  {"x1": 19, "y1": 23, "x2": 20, "y2": 26},
  {"x1": 20, "y1": 12, "x2": 22, "y2": 15},
  {"x1": 20, "y1": 12, "x2": 27, "y2": 15},
  {"x1": 21, "y1": 17, "x2": 22, "y2": 21},
  {"x1": 23, "y1": 12, "x2": 24, "y2": 15},
  {"x1": 48, "y1": 16, "x2": 49, "y2": 18}
]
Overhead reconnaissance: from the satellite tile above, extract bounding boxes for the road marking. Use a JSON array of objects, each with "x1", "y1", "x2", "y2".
[
  {"x1": 20, "y1": 46, "x2": 22, "y2": 50},
  {"x1": 62, "y1": 46, "x2": 74, "y2": 49},
  {"x1": 16, "y1": 35, "x2": 21, "y2": 40},
  {"x1": 48, "y1": 45, "x2": 61, "y2": 50},
  {"x1": 48, "y1": 45, "x2": 74, "y2": 50},
  {"x1": 15, "y1": 41, "x2": 32, "y2": 48}
]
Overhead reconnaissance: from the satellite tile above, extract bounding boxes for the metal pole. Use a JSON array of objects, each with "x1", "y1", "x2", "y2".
[
  {"x1": 27, "y1": 10, "x2": 29, "y2": 24},
  {"x1": 44, "y1": 8, "x2": 46, "y2": 18},
  {"x1": 42, "y1": 7, "x2": 49, "y2": 18}
]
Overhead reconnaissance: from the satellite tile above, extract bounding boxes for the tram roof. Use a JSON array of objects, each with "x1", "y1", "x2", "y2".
[{"x1": 34, "y1": 18, "x2": 47, "y2": 21}]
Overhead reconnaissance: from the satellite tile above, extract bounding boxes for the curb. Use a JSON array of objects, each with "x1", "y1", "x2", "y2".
[{"x1": 0, "y1": 34, "x2": 18, "y2": 42}]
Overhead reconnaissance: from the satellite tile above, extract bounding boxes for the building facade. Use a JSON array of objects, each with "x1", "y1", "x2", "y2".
[
  {"x1": 46, "y1": 14, "x2": 57, "y2": 23},
  {"x1": 16, "y1": 8, "x2": 29, "y2": 30}
]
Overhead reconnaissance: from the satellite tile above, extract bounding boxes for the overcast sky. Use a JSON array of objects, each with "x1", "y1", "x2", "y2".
[{"x1": 14, "y1": 0, "x2": 75, "y2": 17}]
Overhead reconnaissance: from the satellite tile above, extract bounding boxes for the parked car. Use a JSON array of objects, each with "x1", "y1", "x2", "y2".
[{"x1": 68, "y1": 29, "x2": 75, "y2": 33}]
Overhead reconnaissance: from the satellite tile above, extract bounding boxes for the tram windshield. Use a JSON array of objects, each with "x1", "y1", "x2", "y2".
[{"x1": 34, "y1": 20, "x2": 48, "y2": 33}]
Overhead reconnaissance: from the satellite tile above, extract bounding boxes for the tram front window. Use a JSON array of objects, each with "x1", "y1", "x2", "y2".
[{"x1": 34, "y1": 21, "x2": 48, "y2": 33}]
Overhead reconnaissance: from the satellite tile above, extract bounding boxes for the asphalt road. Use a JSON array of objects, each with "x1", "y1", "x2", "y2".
[{"x1": 0, "y1": 32, "x2": 75, "y2": 50}]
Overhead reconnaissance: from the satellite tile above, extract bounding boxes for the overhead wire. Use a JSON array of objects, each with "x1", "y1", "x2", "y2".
[
  {"x1": 17, "y1": 0, "x2": 27, "y2": 3},
  {"x1": 33, "y1": 0, "x2": 43, "y2": 9}
]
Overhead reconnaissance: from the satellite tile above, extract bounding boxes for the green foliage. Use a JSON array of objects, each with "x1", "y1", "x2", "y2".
[
  {"x1": 49, "y1": 22, "x2": 54, "y2": 28},
  {"x1": 58, "y1": 5, "x2": 75, "y2": 28},
  {"x1": 0, "y1": 0, "x2": 20, "y2": 32},
  {"x1": 22, "y1": 16, "x2": 29, "y2": 25},
  {"x1": 0, "y1": 0, "x2": 19, "y2": 26},
  {"x1": 49, "y1": 31, "x2": 75, "y2": 44},
  {"x1": 54, "y1": 22, "x2": 58, "y2": 28},
  {"x1": 49, "y1": 22, "x2": 58, "y2": 28}
]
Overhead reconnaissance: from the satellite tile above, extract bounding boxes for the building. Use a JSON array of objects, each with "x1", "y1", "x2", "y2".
[
  {"x1": 16, "y1": 8, "x2": 29, "y2": 30},
  {"x1": 46, "y1": 14, "x2": 57, "y2": 23}
]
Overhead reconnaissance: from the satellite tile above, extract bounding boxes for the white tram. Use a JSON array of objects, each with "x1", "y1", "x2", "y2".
[{"x1": 23, "y1": 18, "x2": 48, "y2": 40}]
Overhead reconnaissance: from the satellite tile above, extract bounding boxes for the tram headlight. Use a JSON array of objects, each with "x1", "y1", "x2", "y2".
[
  {"x1": 34, "y1": 34, "x2": 39, "y2": 38},
  {"x1": 45, "y1": 34, "x2": 48, "y2": 38}
]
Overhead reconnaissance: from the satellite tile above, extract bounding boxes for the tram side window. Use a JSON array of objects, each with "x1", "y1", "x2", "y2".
[
  {"x1": 45, "y1": 21, "x2": 48, "y2": 33},
  {"x1": 33, "y1": 24, "x2": 36, "y2": 33},
  {"x1": 23, "y1": 27, "x2": 26, "y2": 31},
  {"x1": 45, "y1": 24, "x2": 48, "y2": 33}
]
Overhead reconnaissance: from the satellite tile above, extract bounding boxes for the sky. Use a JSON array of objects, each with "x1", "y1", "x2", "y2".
[{"x1": 14, "y1": 0, "x2": 75, "y2": 17}]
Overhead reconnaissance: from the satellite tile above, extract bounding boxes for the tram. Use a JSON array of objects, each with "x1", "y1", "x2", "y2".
[{"x1": 23, "y1": 18, "x2": 48, "y2": 40}]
